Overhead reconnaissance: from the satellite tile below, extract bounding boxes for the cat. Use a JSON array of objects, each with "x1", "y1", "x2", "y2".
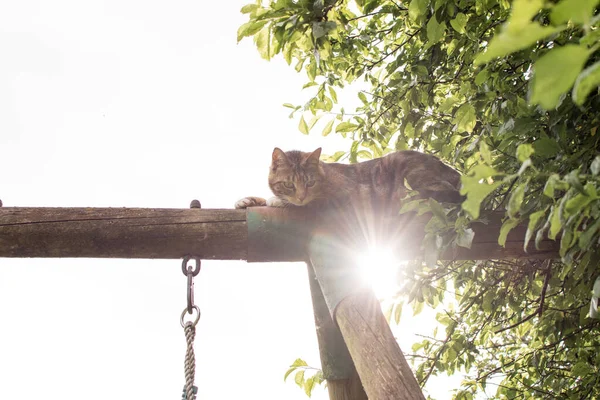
[{"x1": 235, "y1": 147, "x2": 462, "y2": 213}]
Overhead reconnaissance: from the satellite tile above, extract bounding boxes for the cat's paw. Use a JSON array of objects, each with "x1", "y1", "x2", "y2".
[
  {"x1": 235, "y1": 196, "x2": 267, "y2": 209},
  {"x1": 266, "y1": 197, "x2": 287, "y2": 207}
]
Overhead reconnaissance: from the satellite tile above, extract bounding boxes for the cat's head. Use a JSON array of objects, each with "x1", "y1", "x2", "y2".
[{"x1": 268, "y1": 147, "x2": 324, "y2": 206}]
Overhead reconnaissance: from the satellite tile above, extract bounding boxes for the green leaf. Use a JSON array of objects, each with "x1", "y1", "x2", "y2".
[
  {"x1": 461, "y1": 176, "x2": 502, "y2": 219},
  {"x1": 294, "y1": 370, "x2": 305, "y2": 387},
  {"x1": 572, "y1": 361, "x2": 591, "y2": 378},
  {"x1": 581, "y1": 28, "x2": 600, "y2": 46},
  {"x1": 479, "y1": 141, "x2": 493, "y2": 165},
  {"x1": 409, "y1": 0, "x2": 429, "y2": 22},
  {"x1": 453, "y1": 104, "x2": 477, "y2": 133},
  {"x1": 427, "y1": 16, "x2": 446, "y2": 44},
  {"x1": 593, "y1": 276, "x2": 600, "y2": 297},
  {"x1": 509, "y1": 0, "x2": 545, "y2": 31},
  {"x1": 589, "y1": 297, "x2": 599, "y2": 319},
  {"x1": 456, "y1": 227, "x2": 475, "y2": 249},
  {"x1": 439, "y1": 96, "x2": 458, "y2": 112},
  {"x1": 564, "y1": 193, "x2": 594, "y2": 215},
  {"x1": 450, "y1": 13, "x2": 468, "y2": 34},
  {"x1": 335, "y1": 121, "x2": 358, "y2": 133},
  {"x1": 399, "y1": 198, "x2": 425, "y2": 214},
  {"x1": 283, "y1": 103, "x2": 298, "y2": 109},
  {"x1": 475, "y1": 24, "x2": 559, "y2": 64},
  {"x1": 591, "y1": 156, "x2": 600, "y2": 176},
  {"x1": 358, "y1": 91, "x2": 368, "y2": 104},
  {"x1": 549, "y1": 206, "x2": 563, "y2": 240},
  {"x1": 499, "y1": 218, "x2": 521, "y2": 247},
  {"x1": 284, "y1": 367, "x2": 296, "y2": 382},
  {"x1": 560, "y1": 228, "x2": 574, "y2": 256},
  {"x1": 475, "y1": 68, "x2": 490, "y2": 86},
  {"x1": 394, "y1": 301, "x2": 404, "y2": 324},
  {"x1": 543, "y1": 174, "x2": 568, "y2": 197},
  {"x1": 572, "y1": 61, "x2": 600, "y2": 106},
  {"x1": 508, "y1": 183, "x2": 526, "y2": 218},
  {"x1": 428, "y1": 198, "x2": 449, "y2": 225},
  {"x1": 579, "y1": 218, "x2": 600, "y2": 249},
  {"x1": 329, "y1": 86, "x2": 338, "y2": 103},
  {"x1": 291, "y1": 358, "x2": 308, "y2": 367},
  {"x1": 566, "y1": 170, "x2": 586, "y2": 193},
  {"x1": 284, "y1": 358, "x2": 308, "y2": 381},
  {"x1": 533, "y1": 137, "x2": 560, "y2": 158},
  {"x1": 255, "y1": 27, "x2": 272, "y2": 60},
  {"x1": 323, "y1": 150, "x2": 346, "y2": 162},
  {"x1": 467, "y1": 164, "x2": 501, "y2": 180},
  {"x1": 237, "y1": 21, "x2": 267, "y2": 43},
  {"x1": 413, "y1": 299, "x2": 425, "y2": 316},
  {"x1": 298, "y1": 116, "x2": 309, "y2": 134},
  {"x1": 404, "y1": 122, "x2": 415, "y2": 138},
  {"x1": 322, "y1": 119, "x2": 334, "y2": 136},
  {"x1": 304, "y1": 376, "x2": 315, "y2": 397},
  {"x1": 307, "y1": 60, "x2": 317, "y2": 81},
  {"x1": 240, "y1": 4, "x2": 259, "y2": 14},
  {"x1": 516, "y1": 143, "x2": 534, "y2": 162},
  {"x1": 551, "y1": 0, "x2": 600, "y2": 25},
  {"x1": 524, "y1": 210, "x2": 547, "y2": 250},
  {"x1": 312, "y1": 21, "x2": 337, "y2": 40},
  {"x1": 530, "y1": 45, "x2": 590, "y2": 109}
]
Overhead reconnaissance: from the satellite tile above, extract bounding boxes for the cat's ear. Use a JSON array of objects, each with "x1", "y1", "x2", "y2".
[
  {"x1": 272, "y1": 147, "x2": 288, "y2": 167},
  {"x1": 305, "y1": 148, "x2": 322, "y2": 166}
]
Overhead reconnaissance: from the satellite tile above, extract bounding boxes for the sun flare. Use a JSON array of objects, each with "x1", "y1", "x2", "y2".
[{"x1": 356, "y1": 246, "x2": 404, "y2": 299}]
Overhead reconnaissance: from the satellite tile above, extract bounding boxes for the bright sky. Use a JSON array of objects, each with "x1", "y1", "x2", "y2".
[{"x1": 0, "y1": 1, "x2": 456, "y2": 399}]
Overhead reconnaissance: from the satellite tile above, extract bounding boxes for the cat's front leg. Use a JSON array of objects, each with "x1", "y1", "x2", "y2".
[
  {"x1": 235, "y1": 196, "x2": 267, "y2": 209},
  {"x1": 266, "y1": 197, "x2": 286, "y2": 207}
]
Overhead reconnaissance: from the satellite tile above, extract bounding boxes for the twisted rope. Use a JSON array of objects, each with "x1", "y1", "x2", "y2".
[{"x1": 183, "y1": 321, "x2": 197, "y2": 400}]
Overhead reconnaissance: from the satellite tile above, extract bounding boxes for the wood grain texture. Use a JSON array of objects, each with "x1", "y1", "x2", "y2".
[
  {"x1": 0, "y1": 207, "x2": 558, "y2": 260},
  {"x1": 335, "y1": 291, "x2": 426, "y2": 400},
  {"x1": 307, "y1": 262, "x2": 368, "y2": 400},
  {"x1": 0, "y1": 207, "x2": 247, "y2": 259},
  {"x1": 326, "y1": 373, "x2": 368, "y2": 400}
]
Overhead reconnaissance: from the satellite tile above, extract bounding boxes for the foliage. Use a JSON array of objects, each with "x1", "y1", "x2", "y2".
[
  {"x1": 283, "y1": 358, "x2": 325, "y2": 397},
  {"x1": 240, "y1": 0, "x2": 600, "y2": 398}
]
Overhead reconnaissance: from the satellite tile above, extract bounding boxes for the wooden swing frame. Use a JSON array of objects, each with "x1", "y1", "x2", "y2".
[{"x1": 0, "y1": 205, "x2": 558, "y2": 400}]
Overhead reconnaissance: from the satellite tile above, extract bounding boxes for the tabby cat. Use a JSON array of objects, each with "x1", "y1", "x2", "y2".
[{"x1": 235, "y1": 147, "x2": 462, "y2": 212}]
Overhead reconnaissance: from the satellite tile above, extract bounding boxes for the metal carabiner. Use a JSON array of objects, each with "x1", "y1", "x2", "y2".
[{"x1": 182, "y1": 256, "x2": 201, "y2": 314}]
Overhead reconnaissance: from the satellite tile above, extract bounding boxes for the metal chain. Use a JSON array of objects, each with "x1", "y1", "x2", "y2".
[{"x1": 180, "y1": 254, "x2": 201, "y2": 400}]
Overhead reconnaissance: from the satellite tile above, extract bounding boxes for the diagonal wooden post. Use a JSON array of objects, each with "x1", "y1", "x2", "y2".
[
  {"x1": 307, "y1": 262, "x2": 367, "y2": 400},
  {"x1": 308, "y1": 226, "x2": 426, "y2": 400}
]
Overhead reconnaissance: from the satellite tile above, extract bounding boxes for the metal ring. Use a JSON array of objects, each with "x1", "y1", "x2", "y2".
[
  {"x1": 180, "y1": 305, "x2": 201, "y2": 327},
  {"x1": 181, "y1": 255, "x2": 201, "y2": 276}
]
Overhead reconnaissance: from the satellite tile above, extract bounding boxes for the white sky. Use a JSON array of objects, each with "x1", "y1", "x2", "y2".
[{"x1": 0, "y1": 1, "x2": 457, "y2": 399}]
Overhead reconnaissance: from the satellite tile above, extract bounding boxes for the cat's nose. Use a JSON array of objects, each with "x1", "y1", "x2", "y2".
[{"x1": 297, "y1": 193, "x2": 306, "y2": 201}]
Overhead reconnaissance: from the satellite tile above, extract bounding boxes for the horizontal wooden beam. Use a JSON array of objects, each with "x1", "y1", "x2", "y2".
[{"x1": 0, "y1": 207, "x2": 558, "y2": 260}]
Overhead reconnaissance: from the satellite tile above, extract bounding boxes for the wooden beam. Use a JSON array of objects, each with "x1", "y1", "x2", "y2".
[
  {"x1": 0, "y1": 207, "x2": 558, "y2": 260},
  {"x1": 0, "y1": 207, "x2": 248, "y2": 259},
  {"x1": 334, "y1": 291, "x2": 425, "y2": 400}
]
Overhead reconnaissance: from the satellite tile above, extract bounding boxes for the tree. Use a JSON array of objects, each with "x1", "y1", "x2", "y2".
[{"x1": 239, "y1": 0, "x2": 600, "y2": 398}]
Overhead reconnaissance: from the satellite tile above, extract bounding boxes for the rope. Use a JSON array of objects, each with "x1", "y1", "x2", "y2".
[
  {"x1": 180, "y1": 254, "x2": 201, "y2": 400},
  {"x1": 182, "y1": 321, "x2": 198, "y2": 400}
]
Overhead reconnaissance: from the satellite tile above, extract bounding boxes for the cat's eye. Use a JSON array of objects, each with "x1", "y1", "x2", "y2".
[
  {"x1": 283, "y1": 182, "x2": 295, "y2": 190},
  {"x1": 306, "y1": 180, "x2": 316, "y2": 187}
]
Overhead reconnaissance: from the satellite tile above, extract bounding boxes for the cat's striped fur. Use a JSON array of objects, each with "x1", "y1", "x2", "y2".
[{"x1": 235, "y1": 147, "x2": 462, "y2": 211}]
